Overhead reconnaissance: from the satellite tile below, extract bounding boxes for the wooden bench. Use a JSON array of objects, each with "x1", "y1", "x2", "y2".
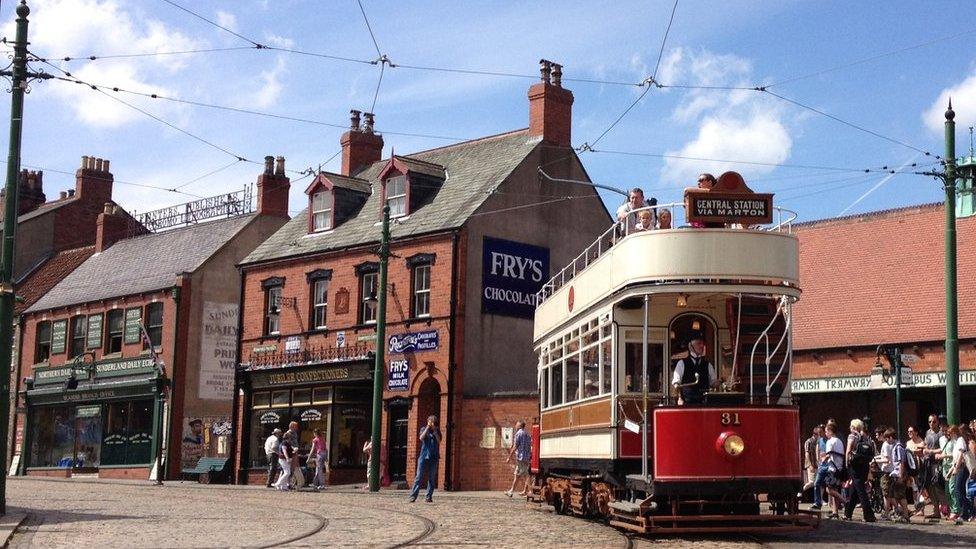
[{"x1": 181, "y1": 457, "x2": 230, "y2": 484}]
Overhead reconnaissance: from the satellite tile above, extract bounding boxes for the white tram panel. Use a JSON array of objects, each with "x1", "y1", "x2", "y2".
[{"x1": 534, "y1": 228, "x2": 800, "y2": 341}]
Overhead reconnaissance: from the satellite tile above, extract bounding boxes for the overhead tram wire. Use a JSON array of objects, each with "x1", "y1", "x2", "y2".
[
  {"x1": 159, "y1": 0, "x2": 262, "y2": 47},
  {"x1": 172, "y1": 159, "x2": 246, "y2": 191},
  {"x1": 29, "y1": 46, "x2": 259, "y2": 63},
  {"x1": 357, "y1": 0, "x2": 384, "y2": 58},
  {"x1": 581, "y1": 0, "x2": 680, "y2": 151},
  {"x1": 0, "y1": 159, "x2": 205, "y2": 198}
]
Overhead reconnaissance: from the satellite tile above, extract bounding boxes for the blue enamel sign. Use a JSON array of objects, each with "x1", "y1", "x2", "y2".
[{"x1": 481, "y1": 236, "x2": 550, "y2": 319}]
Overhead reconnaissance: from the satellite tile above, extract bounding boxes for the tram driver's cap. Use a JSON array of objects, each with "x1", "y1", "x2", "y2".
[{"x1": 688, "y1": 332, "x2": 705, "y2": 344}]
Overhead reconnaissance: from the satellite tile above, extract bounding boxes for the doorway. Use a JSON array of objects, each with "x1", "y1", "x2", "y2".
[{"x1": 387, "y1": 403, "x2": 409, "y2": 483}]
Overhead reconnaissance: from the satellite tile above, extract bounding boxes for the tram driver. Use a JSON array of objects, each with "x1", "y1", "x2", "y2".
[{"x1": 671, "y1": 334, "x2": 718, "y2": 405}]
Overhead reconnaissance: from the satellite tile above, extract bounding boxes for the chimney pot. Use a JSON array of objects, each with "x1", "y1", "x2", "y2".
[
  {"x1": 60, "y1": 191, "x2": 67, "y2": 199},
  {"x1": 551, "y1": 63, "x2": 563, "y2": 87},
  {"x1": 67, "y1": 189, "x2": 75, "y2": 197},
  {"x1": 539, "y1": 59, "x2": 552, "y2": 83},
  {"x1": 263, "y1": 156, "x2": 274, "y2": 175},
  {"x1": 103, "y1": 202, "x2": 113, "y2": 215},
  {"x1": 274, "y1": 156, "x2": 285, "y2": 176},
  {"x1": 81, "y1": 156, "x2": 90, "y2": 170},
  {"x1": 363, "y1": 112, "x2": 375, "y2": 133},
  {"x1": 350, "y1": 109, "x2": 362, "y2": 130},
  {"x1": 103, "y1": 159, "x2": 110, "y2": 172}
]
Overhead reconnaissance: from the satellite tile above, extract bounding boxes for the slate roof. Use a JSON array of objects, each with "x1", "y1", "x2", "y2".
[
  {"x1": 792, "y1": 202, "x2": 976, "y2": 350},
  {"x1": 243, "y1": 129, "x2": 540, "y2": 265},
  {"x1": 14, "y1": 246, "x2": 95, "y2": 315},
  {"x1": 311, "y1": 172, "x2": 371, "y2": 194},
  {"x1": 27, "y1": 214, "x2": 256, "y2": 313},
  {"x1": 389, "y1": 155, "x2": 447, "y2": 179}
]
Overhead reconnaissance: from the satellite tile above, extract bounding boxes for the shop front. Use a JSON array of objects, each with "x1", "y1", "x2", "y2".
[
  {"x1": 21, "y1": 356, "x2": 165, "y2": 478},
  {"x1": 241, "y1": 360, "x2": 373, "y2": 485}
]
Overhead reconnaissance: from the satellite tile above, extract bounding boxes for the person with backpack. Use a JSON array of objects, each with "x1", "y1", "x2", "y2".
[
  {"x1": 843, "y1": 419, "x2": 877, "y2": 522},
  {"x1": 885, "y1": 428, "x2": 912, "y2": 523},
  {"x1": 821, "y1": 423, "x2": 847, "y2": 518}
]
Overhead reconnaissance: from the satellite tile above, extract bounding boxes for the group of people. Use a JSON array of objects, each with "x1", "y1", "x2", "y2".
[
  {"x1": 260, "y1": 415, "x2": 534, "y2": 503},
  {"x1": 615, "y1": 173, "x2": 720, "y2": 235},
  {"x1": 801, "y1": 414, "x2": 976, "y2": 524},
  {"x1": 264, "y1": 421, "x2": 329, "y2": 491}
]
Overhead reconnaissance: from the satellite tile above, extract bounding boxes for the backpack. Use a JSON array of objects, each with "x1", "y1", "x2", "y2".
[
  {"x1": 898, "y1": 443, "x2": 918, "y2": 477},
  {"x1": 850, "y1": 435, "x2": 875, "y2": 467}
]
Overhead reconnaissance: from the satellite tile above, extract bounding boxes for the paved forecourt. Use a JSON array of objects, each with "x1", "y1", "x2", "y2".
[{"x1": 6, "y1": 478, "x2": 976, "y2": 548}]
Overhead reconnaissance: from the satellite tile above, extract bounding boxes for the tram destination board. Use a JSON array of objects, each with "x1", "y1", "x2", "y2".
[{"x1": 686, "y1": 191, "x2": 774, "y2": 225}]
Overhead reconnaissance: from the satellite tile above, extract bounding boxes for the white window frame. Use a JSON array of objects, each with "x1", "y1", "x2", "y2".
[
  {"x1": 311, "y1": 190, "x2": 334, "y2": 231},
  {"x1": 266, "y1": 286, "x2": 282, "y2": 335},
  {"x1": 361, "y1": 272, "x2": 378, "y2": 324},
  {"x1": 312, "y1": 278, "x2": 329, "y2": 330},
  {"x1": 412, "y1": 264, "x2": 431, "y2": 317},
  {"x1": 385, "y1": 175, "x2": 407, "y2": 218}
]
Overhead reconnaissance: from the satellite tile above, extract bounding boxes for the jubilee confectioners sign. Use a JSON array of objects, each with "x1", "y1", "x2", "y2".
[
  {"x1": 685, "y1": 192, "x2": 774, "y2": 225},
  {"x1": 250, "y1": 362, "x2": 371, "y2": 389},
  {"x1": 481, "y1": 236, "x2": 550, "y2": 319}
]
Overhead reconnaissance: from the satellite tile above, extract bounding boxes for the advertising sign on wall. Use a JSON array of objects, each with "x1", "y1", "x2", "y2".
[
  {"x1": 481, "y1": 237, "x2": 549, "y2": 319},
  {"x1": 123, "y1": 308, "x2": 142, "y2": 344},
  {"x1": 388, "y1": 330, "x2": 439, "y2": 354},
  {"x1": 388, "y1": 359, "x2": 409, "y2": 391},
  {"x1": 198, "y1": 302, "x2": 239, "y2": 400},
  {"x1": 86, "y1": 313, "x2": 103, "y2": 349},
  {"x1": 50, "y1": 319, "x2": 67, "y2": 355}
]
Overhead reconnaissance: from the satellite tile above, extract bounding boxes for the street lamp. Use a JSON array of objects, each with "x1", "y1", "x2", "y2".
[{"x1": 63, "y1": 351, "x2": 97, "y2": 391}]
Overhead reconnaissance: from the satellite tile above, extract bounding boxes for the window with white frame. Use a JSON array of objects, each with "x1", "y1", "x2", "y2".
[
  {"x1": 412, "y1": 264, "x2": 431, "y2": 317},
  {"x1": 265, "y1": 285, "x2": 282, "y2": 335},
  {"x1": 361, "y1": 272, "x2": 378, "y2": 324},
  {"x1": 311, "y1": 190, "x2": 334, "y2": 231},
  {"x1": 312, "y1": 278, "x2": 329, "y2": 329},
  {"x1": 385, "y1": 175, "x2": 407, "y2": 217},
  {"x1": 539, "y1": 315, "x2": 612, "y2": 409}
]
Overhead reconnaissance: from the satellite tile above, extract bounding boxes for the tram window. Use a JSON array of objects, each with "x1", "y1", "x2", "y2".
[
  {"x1": 566, "y1": 356, "x2": 580, "y2": 402},
  {"x1": 601, "y1": 339, "x2": 612, "y2": 394},
  {"x1": 551, "y1": 364, "x2": 564, "y2": 406},
  {"x1": 541, "y1": 368, "x2": 549, "y2": 409},
  {"x1": 582, "y1": 326, "x2": 599, "y2": 347},
  {"x1": 623, "y1": 342, "x2": 664, "y2": 394},
  {"x1": 582, "y1": 346, "x2": 599, "y2": 398}
]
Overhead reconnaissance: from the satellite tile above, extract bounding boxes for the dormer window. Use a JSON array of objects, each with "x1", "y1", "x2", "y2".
[
  {"x1": 386, "y1": 175, "x2": 407, "y2": 217},
  {"x1": 311, "y1": 190, "x2": 334, "y2": 231}
]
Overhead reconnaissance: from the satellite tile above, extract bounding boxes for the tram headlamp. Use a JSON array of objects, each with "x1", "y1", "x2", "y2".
[{"x1": 716, "y1": 431, "x2": 745, "y2": 458}]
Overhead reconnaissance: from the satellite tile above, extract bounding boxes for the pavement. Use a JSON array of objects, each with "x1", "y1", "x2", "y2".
[{"x1": 5, "y1": 477, "x2": 976, "y2": 548}]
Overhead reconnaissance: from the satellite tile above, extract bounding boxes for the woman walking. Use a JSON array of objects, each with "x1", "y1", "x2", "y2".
[{"x1": 311, "y1": 429, "x2": 329, "y2": 490}]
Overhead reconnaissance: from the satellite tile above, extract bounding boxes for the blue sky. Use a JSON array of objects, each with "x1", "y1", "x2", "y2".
[{"x1": 1, "y1": 0, "x2": 975, "y2": 223}]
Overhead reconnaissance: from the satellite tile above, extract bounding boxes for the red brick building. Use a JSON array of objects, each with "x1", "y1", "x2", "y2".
[
  {"x1": 233, "y1": 63, "x2": 611, "y2": 490},
  {"x1": 3, "y1": 156, "x2": 146, "y2": 469},
  {"x1": 14, "y1": 158, "x2": 290, "y2": 479},
  {"x1": 790, "y1": 203, "x2": 976, "y2": 431}
]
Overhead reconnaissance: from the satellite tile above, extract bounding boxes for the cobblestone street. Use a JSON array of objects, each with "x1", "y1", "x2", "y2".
[{"x1": 4, "y1": 478, "x2": 976, "y2": 548}]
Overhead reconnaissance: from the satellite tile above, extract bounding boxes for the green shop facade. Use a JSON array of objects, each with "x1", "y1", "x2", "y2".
[{"x1": 21, "y1": 356, "x2": 166, "y2": 475}]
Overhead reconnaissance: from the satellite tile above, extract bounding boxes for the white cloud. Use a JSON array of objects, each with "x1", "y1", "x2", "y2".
[
  {"x1": 7, "y1": 0, "x2": 204, "y2": 127},
  {"x1": 923, "y1": 71, "x2": 976, "y2": 133},
  {"x1": 215, "y1": 10, "x2": 239, "y2": 33},
  {"x1": 247, "y1": 55, "x2": 287, "y2": 109},
  {"x1": 658, "y1": 48, "x2": 792, "y2": 186}
]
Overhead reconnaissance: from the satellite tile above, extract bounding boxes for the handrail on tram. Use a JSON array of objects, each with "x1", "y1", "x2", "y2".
[{"x1": 535, "y1": 203, "x2": 799, "y2": 305}]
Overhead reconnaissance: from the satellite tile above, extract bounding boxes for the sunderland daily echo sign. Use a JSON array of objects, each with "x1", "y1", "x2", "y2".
[{"x1": 482, "y1": 236, "x2": 549, "y2": 319}]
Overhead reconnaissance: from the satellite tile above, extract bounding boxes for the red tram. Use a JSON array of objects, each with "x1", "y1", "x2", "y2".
[{"x1": 529, "y1": 173, "x2": 817, "y2": 533}]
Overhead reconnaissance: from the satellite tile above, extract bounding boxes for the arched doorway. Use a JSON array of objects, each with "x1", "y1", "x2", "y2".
[{"x1": 416, "y1": 378, "x2": 442, "y2": 433}]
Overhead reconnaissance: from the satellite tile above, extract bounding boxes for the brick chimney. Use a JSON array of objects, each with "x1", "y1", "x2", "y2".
[
  {"x1": 95, "y1": 202, "x2": 129, "y2": 252},
  {"x1": 14, "y1": 169, "x2": 46, "y2": 216},
  {"x1": 528, "y1": 60, "x2": 574, "y2": 147},
  {"x1": 340, "y1": 110, "x2": 384, "y2": 176},
  {"x1": 75, "y1": 155, "x2": 113, "y2": 205},
  {"x1": 256, "y1": 155, "x2": 290, "y2": 218}
]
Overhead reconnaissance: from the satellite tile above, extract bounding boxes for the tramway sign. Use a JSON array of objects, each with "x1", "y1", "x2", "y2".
[{"x1": 685, "y1": 192, "x2": 774, "y2": 225}]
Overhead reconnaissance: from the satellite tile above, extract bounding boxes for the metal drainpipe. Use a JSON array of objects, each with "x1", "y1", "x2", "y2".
[
  {"x1": 228, "y1": 266, "x2": 247, "y2": 483},
  {"x1": 164, "y1": 277, "x2": 187, "y2": 480},
  {"x1": 445, "y1": 230, "x2": 459, "y2": 490}
]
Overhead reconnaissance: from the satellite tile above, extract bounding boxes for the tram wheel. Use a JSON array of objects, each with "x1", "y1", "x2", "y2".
[{"x1": 552, "y1": 493, "x2": 565, "y2": 515}]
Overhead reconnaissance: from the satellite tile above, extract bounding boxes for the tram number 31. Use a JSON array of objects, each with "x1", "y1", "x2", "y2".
[{"x1": 720, "y1": 412, "x2": 741, "y2": 426}]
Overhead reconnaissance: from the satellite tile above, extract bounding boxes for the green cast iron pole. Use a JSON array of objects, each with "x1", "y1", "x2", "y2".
[
  {"x1": 0, "y1": 1, "x2": 32, "y2": 515},
  {"x1": 368, "y1": 205, "x2": 390, "y2": 492},
  {"x1": 944, "y1": 101, "x2": 960, "y2": 425}
]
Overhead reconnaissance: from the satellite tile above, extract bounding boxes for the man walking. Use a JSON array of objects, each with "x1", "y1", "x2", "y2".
[
  {"x1": 505, "y1": 421, "x2": 532, "y2": 498},
  {"x1": 409, "y1": 415, "x2": 441, "y2": 503},
  {"x1": 886, "y1": 428, "x2": 912, "y2": 522},
  {"x1": 264, "y1": 428, "x2": 282, "y2": 488},
  {"x1": 273, "y1": 430, "x2": 295, "y2": 491},
  {"x1": 922, "y1": 414, "x2": 948, "y2": 521},
  {"x1": 799, "y1": 425, "x2": 822, "y2": 499},
  {"x1": 843, "y1": 419, "x2": 876, "y2": 522}
]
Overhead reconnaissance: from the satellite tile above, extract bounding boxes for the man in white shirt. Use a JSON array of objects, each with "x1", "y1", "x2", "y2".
[
  {"x1": 264, "y1": 428, "x2": 282, "y2": 488},
  {"x1": 616, "y1": 188, "x2": 651, "y2": 235},
  {"x1": 671, "y1": 335, "x2": 718, "y2": 405}
]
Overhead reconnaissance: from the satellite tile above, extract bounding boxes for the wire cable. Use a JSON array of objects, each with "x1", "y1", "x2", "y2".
[
  {"x1": 172, "y1": 159, "x2": 246, "y2": 190},
  {"x1": 159, "y1": 0, "x2": 262, "y2": 48},
  {"x1": 356, "y1": 0, "x2": 383, "y2": 58},
  {"x1": 371, "y1": 61, "x2": 385, "y2": 114},
  {"x1": 651, "y1": 0, "x2": 680, "y2": 80},
  {"x1": 31, "y1": 46, "x2": 259, "y2": 63}
]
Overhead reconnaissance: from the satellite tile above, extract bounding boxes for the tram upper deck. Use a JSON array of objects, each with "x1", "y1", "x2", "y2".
[{"x1": 533, "y1": 201, "x2": 800, "y2": 343}]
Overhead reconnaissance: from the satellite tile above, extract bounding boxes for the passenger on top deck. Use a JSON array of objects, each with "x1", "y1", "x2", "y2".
[
  {"x1": 671, "y1": 335, "x2": 718, "y2": 405},
  {"x1": 688, "y1": 173, "x2": 718, "y2": 228},
  {"x1": 657, "y1": 208, "x2": 672, "y2": 229},
  {"x1": 635, "y1": 210, "x2": 654, "y2": 231}
]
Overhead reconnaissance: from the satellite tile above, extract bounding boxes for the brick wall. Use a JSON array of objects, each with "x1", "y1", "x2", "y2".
[
  {"x1": 456, "y1": 396, "x2": 537, "y2": 491},
  {"x1": 793, "y1": 342, "x2": 976, "y2": 380}
]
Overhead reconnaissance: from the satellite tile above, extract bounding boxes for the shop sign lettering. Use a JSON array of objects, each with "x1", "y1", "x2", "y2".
[
  {"x1": 199, "y1": 302, "x2": 238, "y2": 400},
  {"x1": 686, "y1": 192, "x2": 774, "y2": 224},
  {"x1": 791, "y1": 369, "x2": 976, "y2": 394},
  {"x1": 285, "y1": 336, "x2": 301, "y2": 353},
  {"x1": 388, "y1": 330, "x2": 438, "y2": 354},
  {"x1": 481, "y1": 236, "x2": 550, "y2": 319},
  {"x1": 267, "y1": 367, "x2": 350, "y2": 386},
  {"x1": 86, "y1": 313, "x2": 103, "y2": 349},
  {"x1": 50, "y1": 319, "x2": 68, "y2": 355},
  {"x1": 64, "y1": 389, "x2": 117, "y2": 401},
  {"x1": 252, "y1": 345, "x2": 278, "y2": 354},
  {"x1": 124, "y1": 308, "x2": 142, "y2": 344},
  {"x1": 388, "y1": 359, "x2": 409, "y2": 391},
  {"x1": 260, "y1": 411, "x2": 281, "y2": 425},
  {"x1": 300, "y1": 409, "x2": 323, "y2": 422}
]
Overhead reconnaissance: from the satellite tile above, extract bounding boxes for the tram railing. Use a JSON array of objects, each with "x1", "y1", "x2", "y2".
[{"x1": 535, "y1": 203, "x2": 798, "y2": 305}]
